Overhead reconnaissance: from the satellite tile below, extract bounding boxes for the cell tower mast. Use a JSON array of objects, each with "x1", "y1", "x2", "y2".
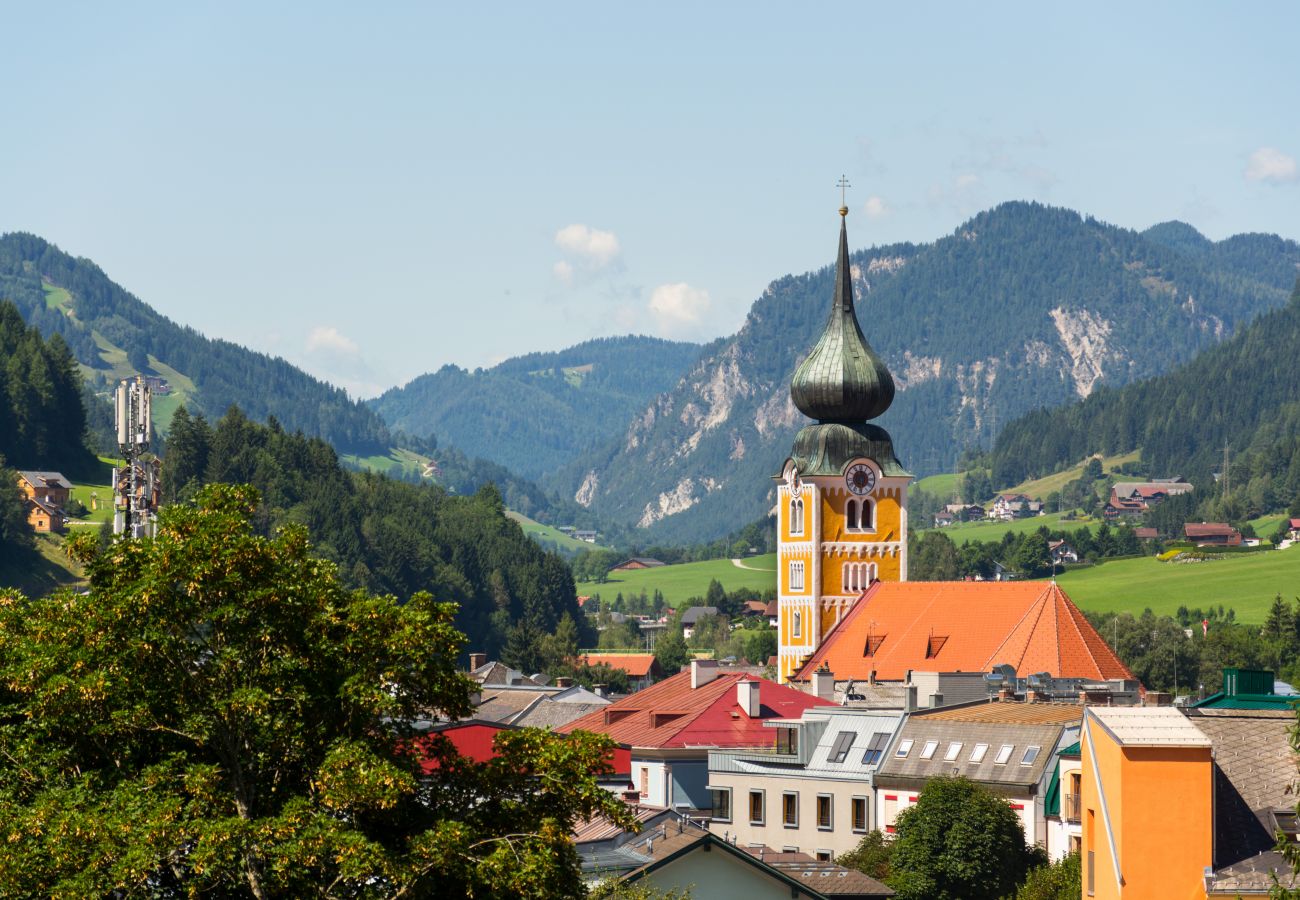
[{"x1": 113, "y1": 376, "x2": 160, "y2": 537}]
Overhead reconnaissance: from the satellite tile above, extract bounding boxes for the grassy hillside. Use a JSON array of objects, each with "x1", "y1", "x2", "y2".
[
  {"x1": 915, "y1": 472, "x2": 960, "y2": 497},
  {"x1": 1056, "y1": 547, "x2": 1300, "y2": 623},
  {"x1": 1002, "y1": 450, "x2": 1142, "y2": 500},
  {"x1": 576, "y1": 553, "x2": 777, "y2": 607},
  {"x1": 920, "y1": 511, "x2": 1101, "y2": 543},
  {"x1": 506, "y1": 511, "x2": 608, "y2": 552},
  {"x1": 0, "y1": 533, "x2": 85, "y2": 596},
  {"x1": 340, "y1": 447, "x2": 434, "y2": 480}
]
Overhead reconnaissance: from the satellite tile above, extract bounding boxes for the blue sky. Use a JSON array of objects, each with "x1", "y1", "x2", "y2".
[{"x1": 2, "y1": 3, "x2": 1297, "y2": 396}]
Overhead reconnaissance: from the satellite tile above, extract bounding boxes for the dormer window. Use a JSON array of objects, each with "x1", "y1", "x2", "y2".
[
  {"x1": 864, "y1": 634, "x2": 886, "y2": 656},
  {"x1": 926, "y1": 635, "x2": 948, "y2": 658},
  {"x1": 777, "y1": 726, "x2": 799, "y2": 755}
]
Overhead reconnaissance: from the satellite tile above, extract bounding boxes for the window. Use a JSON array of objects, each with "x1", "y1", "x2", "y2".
[
  {"x1": 777, "y1": 727, "x2": 798, "y2": 756},
  {"x1": 864, "y1": 633, "x2": 886, "y2": 656},
  {"x1": 817, "y1": 794, "x2": 833, "y2": 830},
  {"x1": 792, "y1": 610, "x2": 802, "y2": 638},
  {"x1": 640, "y1": 767, "x2": 649, "y2": 797},
  {"x1": 994, "y1": 744, "x2": 1015, "y2": 765},
  {"x1": 828, "y1": 731, "x2": 856, "y2": 763},
  {"x1": 846, "y1": 498, "x2": 875, "y2": 531},
  {"x1": 895, "y1": 739, "x2": 914, "y2": 758},
  {"x1": 944, "y1": 742, "x2": 964, "y2": 761},
  {"x1": 852, "y1": 796, "x2": 868, "y2": 832},
  {"x1": 783, "y1": 792, "x2": 799, "y2": 827},
  {"x1": 970, "y1": 743, "x2": 989, "y2": 763},
  {"x1": 815, "y1": 850, "x2": 832, "y2": 862},
  {"x1": 710, "y1": 787, "x2": 732, "y2": 822},
  {"x1": 749, "y1": 790, "x2": 765, "y2": 825},
  {"x1": 1087, "y1": 849, "x2": 1095, "y2": 895},
  {"x1": 789, "y1": 560, "x2": 805, "y2": 592},
  {"x1": 920, "y1": 740, "x2": 939, "y2": 760},
  {"x1": 842, "y1": 562, "x2": 877, "y2": 593},
  {"x1": 862, "y1": 732, "x2": 890, "y2": 766},
  {"x1": 790, "y1": 497, "x2": 804, "y2": 536},
  {"x1": 846, "y1": 498, "x2": 859, "y2": 530},
  {"x1": 1021, "y1": 745, "x2": 1041, "y2": 766}
]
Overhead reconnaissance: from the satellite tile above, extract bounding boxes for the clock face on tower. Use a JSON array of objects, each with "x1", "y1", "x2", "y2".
[{"x1": 846, "y1": 463, "x2": 876, "y2": 495}]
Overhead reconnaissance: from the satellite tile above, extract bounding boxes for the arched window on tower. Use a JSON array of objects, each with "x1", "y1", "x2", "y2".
[
  {"x1": 790, "y1": 497, "x2": 804, "y2": 536},
  {"x1": 859, "y1": 498, "x2": 875, "y2": 531},
  {"x1": 846, "y1": 499, "x2": 859, "y2": 530},
  {"x1": 841, "y1": 562, "x2": 880, "y2": 594}
]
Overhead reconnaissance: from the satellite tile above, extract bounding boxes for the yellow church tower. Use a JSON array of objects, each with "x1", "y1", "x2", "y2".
[{"x1": 775, "y1": 199, "x2": 912, "y2": 682}]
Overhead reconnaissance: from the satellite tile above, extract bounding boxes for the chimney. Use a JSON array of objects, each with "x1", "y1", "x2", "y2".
[
  {"x1": 691, "y1": 658, "x2": 720, "y2": 689},
  {"x1": 929, "y1": 692, "x2": 944, "y2": 709},
  {"x1": 593, "y1": 683, "x2": 607, "y2": 698},
  {"x1": 469, "y1": 652, "x2": 487, "y2": 671},
  {"x1": 905, "y1": 685, "x2": 918, "y2": 713},
  {"x1": 555, "y1": 676, "x2": 573, "y2": 688},
  {"x1": 1025, "y1": 689, "x2": 1040, "y2": 704},
  {"x1": 998, "y1": 686, "x2": 1014, "y2": 702},
  {"x1": 738, "y1": 678, "x2": 761, "y2": 717},
  {"x1": 812, "y1": 664, "x2": 835, "y2": 702},
  {"x1": 868, "y1": 669, "x2": 877, "y2": 686}
]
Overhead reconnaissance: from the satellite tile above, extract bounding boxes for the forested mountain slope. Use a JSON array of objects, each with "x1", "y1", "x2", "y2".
[
  {"x1": 990, "y1": 278, "x2": 1300, "y2": 522},
  {"x1": 371, "y1": 336, "x2": 704, "y2": 481},
  {"x1": 0, "y1": 233, "x2": 391, "y2": 452},
  {"x1": 560, "y1": 202, "x2": 1300, "y2": 543}
]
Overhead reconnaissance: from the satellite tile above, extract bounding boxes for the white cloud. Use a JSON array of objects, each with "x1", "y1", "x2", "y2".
[
  {"x1": 552, "y1": 259, "x2": 574, "y2": 285},
  {"x1": 554, "y1": 223, "x2": 621, "y2": 265},
  {"x1": 648, "y1": 282, "x2": 710, "y2": 336},
  {"x1": 954, "y1": 173, "x2": 981, "y2": 190},
  {"x1": 305, "y1": 325, "x2": 359, "y2": 356},
  {"x1": 1245, "y1": 147, "x2": 1297, "y2": 184},
  {"x1": 863, "y1": 195, "x2": 890, "y2": 218}
]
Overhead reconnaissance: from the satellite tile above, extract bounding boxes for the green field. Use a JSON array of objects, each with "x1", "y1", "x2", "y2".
[
  {"x1": 67, "y1": 456, "x2": 120, "y2": 526},
  {"x1": 577, "y1": 553, "x2": 777, "y2": 606},
  {"x1": 1056, "y1": 546, "x2": 1300, "y2": 623},
  {"x1": 506, "y1": 511, "x2": 608, "y2": 552},
  {"x1": 42, "y1": 283, "x2": 73, "y2": 312},
  {"x1": 1001, "y1": 450, "x2": 1142, "y2": 501},
  {"x1": 921, "y1": 511, "x2": 1100, "y2": 544},
  {"x1": 0, "y1": 533, "x2": 84, "y2": 596},
  {"x1": 915, "y1": 471, "x2": 960, "y2": 498},
  {"x1": 340, "y1": 447, "x2": 435, "y2": 480},
  {"x1": 1247, "y1": 513, "x2": 1288, "y2": 539}
]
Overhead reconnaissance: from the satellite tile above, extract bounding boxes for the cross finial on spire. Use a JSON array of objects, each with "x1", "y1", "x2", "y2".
[{"x1": 837, "y1": 175, "x2": 851, "y2": 217}]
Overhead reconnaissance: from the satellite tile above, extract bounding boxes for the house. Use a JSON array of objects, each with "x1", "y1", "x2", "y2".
[
  {"x1": 1134, "y1": 526, "x2": 1158, "y2": 541},
  {"x1": 1104, "y1": 480, "x2": 1194, "y2": 518},
  {"x1": 24, "y1": 496, "x2": 66, "y2": 533},
  {"x1": 574, "y1": 530, "x2": 599, "y2": 543},
  {"x1": 764, "y1": 599, "x2": 779, "y2": 628},
  {"x1": 874, "y1": 700, "x2": 1081, "y2": 845},
  {"x1": 741, "y1": 599, "x2": 770, "y2": 619},
  {"x1": 1185, "y1": 522, "x2": 1242, "y2": 547},
  {"x1": 580, "y1": 652, "x2": 665, "y2": 691},
  {"x1": 584, "y1": 815, "x2": 894, "y2": 898},
  {"x1": 989, "y1": 494, "x2": 1042, "y2": 521},
  {"x1": 789, "y1": 581, "x2": 1135, "y2": 687},
  {"x1": 1048, "y1": 540, "x2": 1078, "y2": 565},
  {"x1": 943, "y1": 503, "x2": 985, "y2": 523},
  {"x1": 932, "y1": 511, "x2": 955, "y2": 528},
  {"x1": 707, "y1": 705, "x2": 907, "y2": 857},
  {"x1": 610, "y1": 557, "x2": 666, "y2": 572},
  {"x1": 1287, "y1": 518, "x2": 1300, "y2": 541},
  {"x1": 559, "y1": 661, "x2": 833, "y2": 810},
  {"x1": 680, "y1": 605, "x2": 719, "y2": 640},
  {"x1": 17, "y1": 470, "x2": 73, "y2": 508},
  {"x1": 1041, "y1": 740, "x2": 1082, "y2": 860}
]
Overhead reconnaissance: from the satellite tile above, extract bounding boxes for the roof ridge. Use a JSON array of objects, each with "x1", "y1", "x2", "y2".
[{"x1": 984, "y1": 582, "x2": 1051, "y2": 671}]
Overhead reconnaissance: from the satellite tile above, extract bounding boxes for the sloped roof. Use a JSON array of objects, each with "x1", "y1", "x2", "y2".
[
  {"x1": 17, "y1": 470, "x2": 72, "y2": 490},
  {"x1": 514, "y1": 699, "x2": 609, "y2": 730},
  {"x1": 558, "y1": 669, "x2": 831, "y2": 749},
  {"x1": 1088, "y1": 707, "x2": 1210, "y2": 747},
  {"x1": 878, "y1": 716, "x2": 1073, "y2": 791},
  {"x1": 921, "y1": 701, "x2": 1083, "y2": 725},
  {"x1": 580, "y1": 653, "x2": 661, "y2": 678},
  {"x1": 1185, "y1": 522, "x2": 1238, "y2": 538},
  {"x1": 793, "y1": 581, "x2": 1134, "y2": 684},
  {"x1": 679, "y1": 606, "x2": 719, "y2": 626}
]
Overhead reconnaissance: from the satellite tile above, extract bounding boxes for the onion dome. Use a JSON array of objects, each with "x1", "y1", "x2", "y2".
[{"x1": 789, "y1": 210, "x2": 895, "y2": 423}]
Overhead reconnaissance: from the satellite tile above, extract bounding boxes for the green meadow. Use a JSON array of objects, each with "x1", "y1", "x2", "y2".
[
  {"x1": 576, "y1": 553, "x2": 778, "y2": 607},
  {"x1": 506, "y1": 511, "x2": 609, "y2": 552}
]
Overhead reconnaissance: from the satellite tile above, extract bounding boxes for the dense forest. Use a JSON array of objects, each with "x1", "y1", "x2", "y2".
[
  {"x1": 991, "y1": 279, "x2": 1300, "y2": 526},
  {"x1": 372, "y1": 335, "x2": 704, "y2": 482},
  {"x1": 0, "y1": 233, "x2": 391, "y2": 452},
  {"x1": 559, "y1": 202, "x2": 1300, "y2": 544},
  {"x1": 162, "y1": 405, "x2": 585, "y2": 659}
]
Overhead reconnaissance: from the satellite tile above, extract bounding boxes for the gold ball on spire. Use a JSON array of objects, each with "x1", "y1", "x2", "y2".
[{"x1": 839, "y1": 205, "x2": 849, "y2": 217}]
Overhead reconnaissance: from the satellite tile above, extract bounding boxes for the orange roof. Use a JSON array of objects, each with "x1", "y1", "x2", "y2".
[
  {"x1": 793, "y1": 581, "x2": 1135, "y2": 684},
  {"x1": 580, "y1": 653, "x2": 660, "y2": 678},
  {"x1": 558, "y1": 669, "x2": 830, "y2": 748}
]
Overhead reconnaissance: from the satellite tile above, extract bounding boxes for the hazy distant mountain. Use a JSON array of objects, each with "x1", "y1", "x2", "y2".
[
  {"x1": 0, "y1": 233, "x2": 391, "y2": 452},
  {"x1": 370, "y1": 336, "x2": 705, "y2": 482},
  {"x1": 553, "y1": 202, "x2": 1300, "y2": 543}
]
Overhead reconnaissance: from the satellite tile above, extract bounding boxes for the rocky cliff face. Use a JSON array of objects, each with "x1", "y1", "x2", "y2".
[{"x1": 550, "y1": 202, "x2": 1300, "y2": 543}]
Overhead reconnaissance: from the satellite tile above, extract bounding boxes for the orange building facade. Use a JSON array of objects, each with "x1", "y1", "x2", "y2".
[{"x1": 1079, "y1": 707, "x2": 1213, "y2": 900}]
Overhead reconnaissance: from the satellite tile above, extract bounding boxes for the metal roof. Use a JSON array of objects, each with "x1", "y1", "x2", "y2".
[
  {"x1": 877, "y1": 717, "x2": 1074, "y2": 791},
  {"x1": 1087, "y1": 707, "x2": 1211, "y2": 747}
]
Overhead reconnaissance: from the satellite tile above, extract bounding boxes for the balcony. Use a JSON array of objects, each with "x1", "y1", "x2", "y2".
[{"x1": 1064, "y1": 792, "x2": 1081, "y2": 824}]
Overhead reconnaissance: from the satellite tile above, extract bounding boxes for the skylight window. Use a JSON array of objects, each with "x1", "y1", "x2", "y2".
[
  {"x1": 1021, "y1": 746, "x2": 1041, "y2": 766},
  {"x1": 828, "y1": 731, "x2": 856, "y2": 764},
  {"x1": 944, "y1": 742, "x2": 963, "y2": 761},
  {"x1": 970, "y1": 743, "x2": 989, "y2": 763},
  {"x1": 994, "y1": 744, "x2": 1015, "y2": 765},
  {"x1": 862, "y1": 732, "x2": 890, "y2": 766},
  {"x1": 895, "y1": 739, "x2": 914, "y2": 758},
  {"x1": 920, "y1": 740, "x2": 939, "y2": 760}
]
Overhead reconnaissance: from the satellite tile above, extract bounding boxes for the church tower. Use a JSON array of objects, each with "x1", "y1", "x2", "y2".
[{"x1": 775, "y1": 199, "x2": 912, "y2": 683}]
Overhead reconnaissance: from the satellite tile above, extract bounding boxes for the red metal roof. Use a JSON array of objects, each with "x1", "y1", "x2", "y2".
[
  {"x1": 580, "y1": 652, "x2": 660, "y2": 678},
  {"x1": 558, "y1": 669, "x2": 831, "y2": 748},
  {"x1": 1185, "y1": 522, "x2": 1238, "y2": 538},
  {"x1": 792, "y1": 581, "x2": 1135, "y2": 684}
]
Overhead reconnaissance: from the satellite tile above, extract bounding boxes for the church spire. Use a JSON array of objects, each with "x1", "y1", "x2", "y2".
[{"x1": 789, "y1": 198, "x2": 895, "y2": 423}]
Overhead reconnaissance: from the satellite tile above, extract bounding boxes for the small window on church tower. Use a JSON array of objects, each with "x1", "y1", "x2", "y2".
[
  {"x1": 846, "y1": 499, "x2": 859, "y2": 530},
  {"x1": 860, "y1": 498, "x2": 875, "y2": 530},
  {"x1": 790, "y1": 498, "x2": 804, "y2": 535}
]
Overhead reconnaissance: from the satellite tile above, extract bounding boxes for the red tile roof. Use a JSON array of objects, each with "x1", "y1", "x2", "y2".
[
  {"x1": 792, "y1": 581, "x2": 1135, "y2": 684},
  {"x1": 558, "y1": 669, "x2": 831, "y2": 748},
  {"x1": 1185, "y1": 522, "x2": 1239, "y2": 538},
  {"x1": 580, "y1": 653, "x2": 660, "y2": 678}
]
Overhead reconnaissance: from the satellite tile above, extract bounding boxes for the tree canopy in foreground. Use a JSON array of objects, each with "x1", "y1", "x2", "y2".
[{"x1": 0, "y1": 484, "x2": 631, "y2": 898}]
